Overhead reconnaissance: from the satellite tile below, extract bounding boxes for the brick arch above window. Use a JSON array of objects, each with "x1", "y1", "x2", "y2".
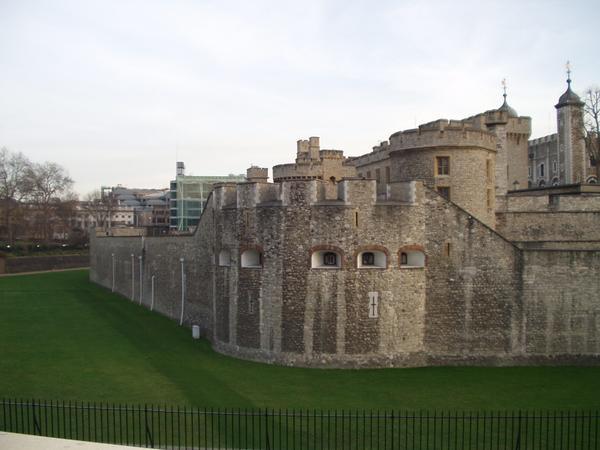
[
  {"x1": 353, "y1": 245, "x2": 390, "y2": 269},
  {"x1": 309, "y1": 245, "x2": 344, "y2": 269},
  {"x1": 398, "y1": 245, "x2": 427, "y2": 268}
]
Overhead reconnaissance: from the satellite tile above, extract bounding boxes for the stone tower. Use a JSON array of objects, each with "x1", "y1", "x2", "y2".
[
  {"x1": 555, "y1": 68, "x2": 586, "y2": 184},
  {"x1": 484, "y1": 85, "x2": 531, "y2": 194}
]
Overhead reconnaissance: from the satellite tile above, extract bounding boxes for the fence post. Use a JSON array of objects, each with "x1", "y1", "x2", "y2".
[
  {"x1": 150, "y1": 275, "x2": 155, "y2": 311},
  {"x1": 179, "y1": 258, "x2": 185, "y2": 325},
  {"x1": 130, "y1": 254, "x2": 135, "y2": 301},
  {"x1": 138, "y1": 256, "x2": 143, "y2": 305},
  {"x1": 111, "y1": 253, "x2": 115, "y2": 292}
]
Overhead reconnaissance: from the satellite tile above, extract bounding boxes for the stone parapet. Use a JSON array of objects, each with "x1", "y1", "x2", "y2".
[{"x1": 389, "y1": 120, "x2": 497, "y2": 152}]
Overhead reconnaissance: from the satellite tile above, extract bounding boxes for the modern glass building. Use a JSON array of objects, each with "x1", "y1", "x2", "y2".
[{"x1": 169, "y1": 162, "x2": 245, "y2": 232}]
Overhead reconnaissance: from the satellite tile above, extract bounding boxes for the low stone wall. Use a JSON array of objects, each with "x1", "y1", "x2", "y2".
[{"x1": 0, "y1": 254, "x2": 89, "y2": 274}]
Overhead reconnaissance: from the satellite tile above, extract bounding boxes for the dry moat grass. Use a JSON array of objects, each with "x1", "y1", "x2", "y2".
[{"x1": 1, "y1": 270, "x2": 598, "y2": 410}]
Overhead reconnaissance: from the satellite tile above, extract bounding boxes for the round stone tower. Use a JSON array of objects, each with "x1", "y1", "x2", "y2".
[{"x1": 388, "y1": 119, "x2": 497, "y2": 227}]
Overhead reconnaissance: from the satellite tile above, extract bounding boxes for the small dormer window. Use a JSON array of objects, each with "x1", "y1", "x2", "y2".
[
  {"x1": 323, "y1": 252, "x2": 338, "y2": 266},
  {"x1": 361, "y1": 252, "x2": 375, "y2": 266}
]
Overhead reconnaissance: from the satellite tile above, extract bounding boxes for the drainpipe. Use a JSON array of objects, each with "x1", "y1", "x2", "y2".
[
  {"x1": 130, "y1": 253, "x2": 135, "y2": 301},
  {"x1": 179, "y1": 257, "x2": 185, "y2": 325},
  {"x1": 111, "y1": 253, "x2": 115, "y2": 292},
  {"x1": 138, "y1": 255, "x2": 143, "y2": 305}
]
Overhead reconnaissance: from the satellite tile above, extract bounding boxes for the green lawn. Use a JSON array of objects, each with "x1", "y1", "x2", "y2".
[{"x1": 0, "y1": 270, "x2": 598, "y2": 410}]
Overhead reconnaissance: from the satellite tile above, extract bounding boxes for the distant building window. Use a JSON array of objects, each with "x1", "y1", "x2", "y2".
[
  {"x1": 486, "y1": 160, "x2": 492, "y2": 180},
  {"x1": 375, "y1": 169, "x2": 381, "y2": 183},
  {"x1": 528, "y1": 167, "x2": 532, "y2": 178},
  {"x1": 385, "y1": 167, "x2": 390, "y2": 183},
  {"x1": 539, "y1": 163, "x2": 545, "y2": 178},
  {"x1": 552, "y1": 161, "x2": 558, "y2": 174},
  {"x1": 400, "y1": 252, "x2": 408, "y2": 265},
  {"x1": 366, "y1": 171, "x2": 371, "y2": 179},
  {"x1": 436, "y1": 157, "x2": 450, "y2": 175},
  {"x1": 437, "y1": 186, "x2": 450, "y2": 200},
  {"x1": 487, "y1": 189, "x2": 493, "y2": 209}
]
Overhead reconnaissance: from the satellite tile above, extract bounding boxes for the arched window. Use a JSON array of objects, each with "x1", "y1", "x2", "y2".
[
  {"x1": 241, "y1": 249, "x2": 262, "y2": 268},
  {"x1": 218, "y1": 249, "x2": 231, "y2": 267},
  {"x1": 538, "y1": 179, "x2": 546, "y2": 187},
  {"x1": 311, "y1": 247, "x2": 342, "y2": 269},
  {"x1": 586, "y1": 176, "x2": 598, "y2": 184},
  {"x1": 399, "y1": 246, "x2": 426, "y2": 268},
  {"x1": 551, "y1": 177, "x2": 559, "y2": 187},
  {"x1": 356, "y1": 249, "x2": 387, "y2": 269}
]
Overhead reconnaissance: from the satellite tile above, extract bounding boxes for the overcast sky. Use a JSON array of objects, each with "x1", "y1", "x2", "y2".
[{"x1": 1, "y1": 0, "x2": 599, "y2": 196}]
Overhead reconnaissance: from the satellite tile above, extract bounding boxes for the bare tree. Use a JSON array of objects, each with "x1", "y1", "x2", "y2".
[
  {"x1": 28, "y1": 161, "x2": 74, "y2": 242},
  {"x1": 0, "y1": 147, "x2": 33, "y2": 243},
  {"x1": 583, "y1": 87, "x2": 600, "y2": 177},
  {"x1": 82, "y1": 189, "x2": 114, "y2": 229}
]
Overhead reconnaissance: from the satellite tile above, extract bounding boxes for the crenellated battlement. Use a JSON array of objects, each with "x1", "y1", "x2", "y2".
[
  {"x1": 389, "y1": 119, "x2": 497, "y2": 151},
  {"x1": 212, "y1": 178, "x2": 416, "y2": 211}
]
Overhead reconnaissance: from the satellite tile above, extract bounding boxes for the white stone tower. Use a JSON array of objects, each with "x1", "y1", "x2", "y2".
[{"x1": 555, "y1": 63, "x2": 586, "y2": 184}]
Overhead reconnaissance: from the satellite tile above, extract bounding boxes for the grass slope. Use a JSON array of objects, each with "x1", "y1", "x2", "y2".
[{"x1": 0, "y1": 270, "x2": 598, "y2": 410}]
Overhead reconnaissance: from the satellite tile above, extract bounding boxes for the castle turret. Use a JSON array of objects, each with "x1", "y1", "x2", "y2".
[
  {"x1": 555, "y1": 64, "x2": 586, "y2": 184},
  {"x1": 483, "y1": 80, "x2": 531, "y2": 195}
]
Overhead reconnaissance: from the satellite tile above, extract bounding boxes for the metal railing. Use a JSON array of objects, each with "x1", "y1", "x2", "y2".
[{"x1": 1, "y1": 399, "x2": 599, "y2": 449}]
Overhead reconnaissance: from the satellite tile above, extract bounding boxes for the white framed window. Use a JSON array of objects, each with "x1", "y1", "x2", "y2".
[
  {"x1": 311, "y1": 250, "x2": 342, "y2": 269},
  {"x1": 218, "y1": 250, "x2": 231, "y2": 267},
  {"x1": 368, "y1": 292, "x2": 379, "y2": 318},
  {"x1": 356, "y1": 250, "x2": 387, "y2": 269},
  {"x1": 400, "y1": 250, "x2": 426, "y2": 268},
  {"x1": 241, "y1": 249, "x2": 262, "y2": 268}
]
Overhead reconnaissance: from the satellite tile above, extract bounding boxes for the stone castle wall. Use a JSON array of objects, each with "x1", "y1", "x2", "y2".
[
  {"x1": 496, "y1": 190, "x2": 600, "y2": 246},
  {"x1": 90, "y1": 178, "x2": 600, "y2": 368}
]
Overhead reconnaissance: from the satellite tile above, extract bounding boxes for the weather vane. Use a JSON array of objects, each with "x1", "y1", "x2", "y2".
[
  {"x1": 502, "y1": 78, "x2": 507, "y2": 99},
  {"x1": 566, "y1": 60, "x2": 571, "y2": 84}
]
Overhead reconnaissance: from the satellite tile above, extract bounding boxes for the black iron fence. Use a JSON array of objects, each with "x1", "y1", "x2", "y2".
[{"x1": 1, "y1": 399, "x2": 599, "y2": 449}]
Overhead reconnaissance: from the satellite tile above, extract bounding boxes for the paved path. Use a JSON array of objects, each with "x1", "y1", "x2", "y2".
[
  {"x1": 0, "y1": 432, "x2": 141, "y2": 449},
  {"x1": 0, "y1": 267, "x2": 89, "y2": 277}
]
